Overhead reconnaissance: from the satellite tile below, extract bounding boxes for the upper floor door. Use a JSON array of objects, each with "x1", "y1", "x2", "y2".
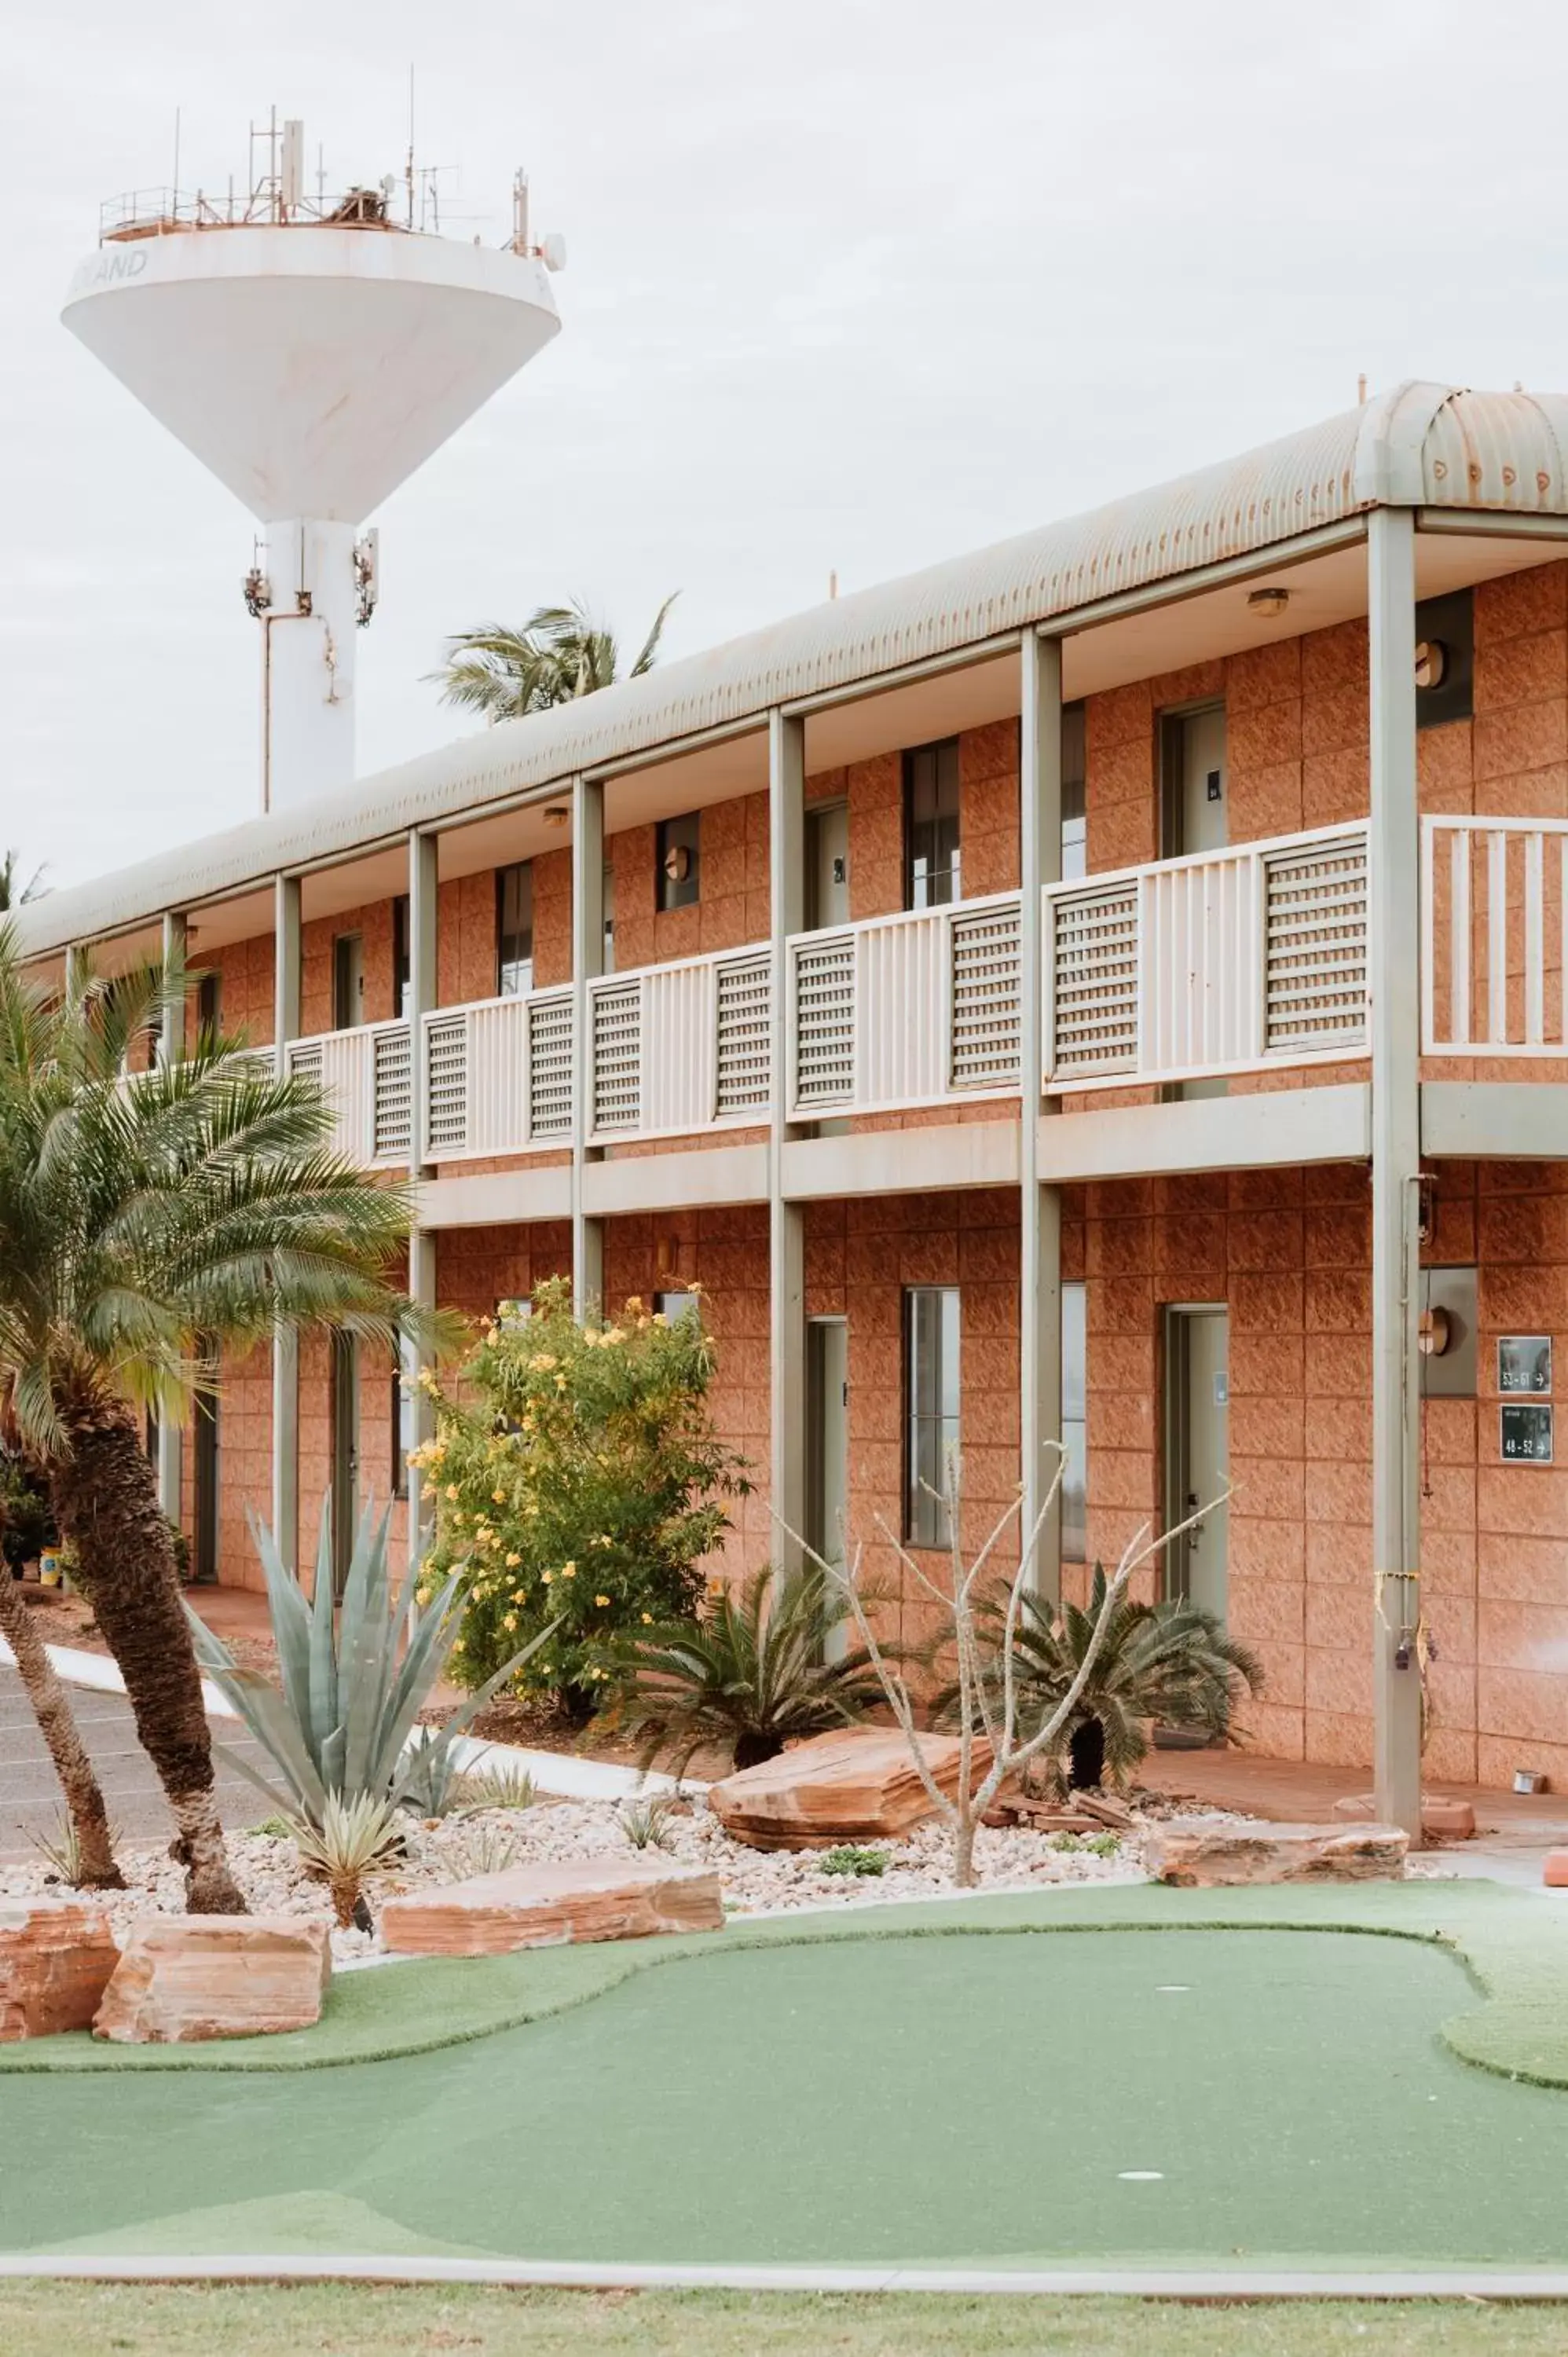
[
  {"x1": 332, "y1": 931, "x2": 365, "y2": 1030},
  {"x1": 805, "y1": 801, "x2": 850, "y2": 930},
  {"x1": 1162, "y1": 703, "x2": 1227, "y2": 860}
]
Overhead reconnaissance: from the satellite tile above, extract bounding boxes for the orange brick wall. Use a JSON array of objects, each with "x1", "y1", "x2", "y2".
[{"x1": 1071, "y1": 1154, "x2": 1568, "y2": 1790}]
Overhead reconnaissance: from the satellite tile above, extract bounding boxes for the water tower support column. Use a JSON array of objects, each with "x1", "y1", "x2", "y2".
[{"x1": 258, "y1": 519, "x2": 359, "y2": 811}]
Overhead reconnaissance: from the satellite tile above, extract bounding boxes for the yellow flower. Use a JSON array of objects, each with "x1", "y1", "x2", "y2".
[
  {"x1": 511, "y1": 1588, "x2": 527, "y2": 1604},
  {"x1": 651, "y1": 1314, "x2": 667, "y2": 1328},
  {"x1": 529, "y1": 1352, "x2": 558, "y2": 1372},
  {"x1": 561, "y1": 1562, "x2": 577, "y2": 1579},
  {"x1": 492, "y1": 1489, "x2": 506, "y2": 1504},
  {"x1": 445, "y1": 1483, "x2": 460, "y2": 1501},
  {"x1": 603, "y1": 1327, "x2": 625, "y2": 1347},
  {"x1": 555, "y1": 1373, "x2": 568, "y2": 1391},
  {"x1": 595, "y1": 1594, "x2": 610, "y2": 1608},
  {"x1": 626, "y1": 1296, "x2": 644, "y2": 1313},
  {"x1": 503, "y1": 1612, "x2": 518, "y2": 1632},
  {"x1": 421, "y1": 1482, "x2": 437, "y2": 1500},
  {"x1": 641, "y1": 1611, "x2": 654, "y2": 1625},
  {"x1": 593, "y1": 1534, "x2": 613, "y2": 1549},
  {"x1": 541, "y1": 1570, "x2": 553, "y2": 1585},
  {"x1": 505, "y1": 1551, "x2": 521, "y2": 1567}
]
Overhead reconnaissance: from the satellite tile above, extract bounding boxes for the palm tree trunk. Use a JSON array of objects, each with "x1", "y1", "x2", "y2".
[
  {"x1": 46, "y1": 1395, "x2": 246, "y2": 1915},
  {"x1": 0, "y1": 1570, "x2": 124, "y2": 1889}
]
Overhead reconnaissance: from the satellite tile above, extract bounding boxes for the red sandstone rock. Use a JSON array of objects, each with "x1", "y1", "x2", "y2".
[
  {"x1": 1144, "y1": 1816, "x2": 1408, "y2": 1886},
  {"x1": 1543, "y1": 1849, "x2": 1568, "y2": 1888},
  {"x1": 709, "y1": 1727, "x2": 984, "y2": 1850},
  {"x1": 93, "y1": 1918, "x2": 332, "y2": 2043},
  {"x1": 381, "y1": 1856, "x2": 725, "y2": 1956},
  {"x1": 0, "y1": 1899, "x2": 119, "y2": 2040}
]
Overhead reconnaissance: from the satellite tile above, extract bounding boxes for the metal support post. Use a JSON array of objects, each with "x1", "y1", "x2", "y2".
[
  {"x1": 769, "y1": 709, "x2": 806, "y2": 1563},
  {"x1": 1368, "y1": 505, "x2": 1423, "y2": 1840},
  {"x1": 156, "y1": 910, "x2": 188, "y2": 1526},
  {"x1": 271, "y1": 873, "x2": 302, "y2": 1572},
  {"x1": 1019, "y1": 632, "x2": 1064, "y2": 1597},
  {"x1": 571, "y1": 774, "x2": 606, "y2": 1318},
  {"x1": 405, "y1": 830, "x2": 438, "y2": 1573}
]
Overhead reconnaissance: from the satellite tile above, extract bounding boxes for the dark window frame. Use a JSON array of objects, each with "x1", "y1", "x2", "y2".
[
  {"x1": 496, "y1": 860, "x2": 535, "y2": 999},
  {"x1": 903, "y1": 737, "x2": 962, "y2": 911},
  {"x1": 903, "y1": 1285, "x2": 960, "y2": 1549}
]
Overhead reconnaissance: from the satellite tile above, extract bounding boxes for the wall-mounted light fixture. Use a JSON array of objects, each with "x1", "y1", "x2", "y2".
[
  {"x1": 1247, "y1": 585, "x2": 1290, "y2": 618},
  {"x1": 542, "y1": 805, "x2": 570, "y2": 829},
  {"x1": 1415, "y1": 639, "x2": 1448, "y2": 691}
]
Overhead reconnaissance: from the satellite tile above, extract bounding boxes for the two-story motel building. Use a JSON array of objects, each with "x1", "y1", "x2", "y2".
[{"x1": 20, "y1": 379, "x2": 1568, "y2": 1831}]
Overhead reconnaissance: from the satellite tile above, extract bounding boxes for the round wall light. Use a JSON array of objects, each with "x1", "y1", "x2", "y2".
[
  {"x1": 1247, "y1": 586, "x2": 1290, "y2": 618},
  {"x1": 1415, "y1": 639, "x2": 1448, "y2": 691}
]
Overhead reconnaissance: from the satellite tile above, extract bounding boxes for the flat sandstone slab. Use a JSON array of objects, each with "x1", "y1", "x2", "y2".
[
  {"x1": 0, "y1": 1899, "x2": 119, "y2": 2040},
  {"x1": 709, "y1": 1728, "x2": 980, "y2": 1851},
  {"x1": 93, "y1": 1917, "x2": 332, "y2": 2043},
  {"x1": 381, "y1": 1857, "x2": 725, "y2": 1956},
  {"x1": 1145, "y1": 1816, "x2": 1409, "y2": 1886}
]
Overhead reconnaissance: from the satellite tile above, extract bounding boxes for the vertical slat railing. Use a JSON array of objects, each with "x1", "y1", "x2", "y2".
[{"x1": 1421, "y1": 817, "x2": 1568, "y2": 1056}]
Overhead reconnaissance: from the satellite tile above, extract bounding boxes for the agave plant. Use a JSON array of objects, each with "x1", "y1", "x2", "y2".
[
  {"x1": 607, "y1": 1560, "x2": 888, "y2": 1780},
  {"x1": 186, "y1": 1497, "x2": 555, "y2": 1828},
  {"x1": 940, "y1": 1566, "x2": 1262, "y2": 1791},
  {"x1": 290, "y1": 1792, "x2": 406, "y2": 1930}
]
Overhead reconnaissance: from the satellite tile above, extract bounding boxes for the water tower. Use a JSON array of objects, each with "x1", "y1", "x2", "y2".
[{"x1": 62, "y1": 116, "x2": 564, "y2": 812}]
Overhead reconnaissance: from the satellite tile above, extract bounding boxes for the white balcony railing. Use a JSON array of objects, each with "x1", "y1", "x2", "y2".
[
  {"x1": 1043, "y1": 823, "x2": 1370, "y2": 1091},
  {"x1": 421, "y1": 988, "x2": 573, "y2": 1161},
  {"x1": 587, "y1": 946, "x2": 771, "y2": 1143},
  {"x1": 283, "y1": 1019, "x2": 412, "y2": 1165},
  {"x1": 1422, "y1": 816, "x2": 1568, "y2": 1057},
  {"x1": 785, "y1": 893, "x2": 1024, "y2": 1119}
]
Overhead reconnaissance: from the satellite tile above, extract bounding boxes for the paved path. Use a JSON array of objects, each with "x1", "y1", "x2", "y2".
[{"x1": 0, "y1": 1667, "x2": 272, "y2": 1861}]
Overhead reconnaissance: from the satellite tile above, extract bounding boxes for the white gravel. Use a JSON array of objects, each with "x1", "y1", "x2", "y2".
[{"x1": 0, "y1": 1793, "x2": 1167, "y2": 1965}]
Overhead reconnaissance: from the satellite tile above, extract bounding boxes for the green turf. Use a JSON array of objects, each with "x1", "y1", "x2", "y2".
[
  {"x1": 9, "y1": 1905, "x2": 1568, "y2": 2268},
  {"x1": 6, "y1": 2285, "x2": 1568, "y2": 2357},
  {"x1": 3, "y1": 1879, "x2": 1565, "y2": 2084}
]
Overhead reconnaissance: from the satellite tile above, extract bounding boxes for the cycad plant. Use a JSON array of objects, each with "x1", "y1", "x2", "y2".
[
  {"x1": 432, "y1": 594, "x2": 679, "y2": 721},
  {"x1": 289, "y1": 1792, "x2": 406, "y2": 1930},
  {"x1": 0, "y1": 932, "x2": 430, "y2": 1910},
  {"x1": 188, "y1": 1499, "x2": 555, "y2": 1827},
  {"x1": 949, "y1": 1567, "x2": 1263, "y2": 1791},
  {"x1": 609, "y1": 1560, "x2": 888, "y2": 1780}
]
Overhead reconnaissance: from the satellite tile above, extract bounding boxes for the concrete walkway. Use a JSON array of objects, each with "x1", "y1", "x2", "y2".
[{"x1": 0, "y1": 1668, "x2": 272, "y2": 1861}]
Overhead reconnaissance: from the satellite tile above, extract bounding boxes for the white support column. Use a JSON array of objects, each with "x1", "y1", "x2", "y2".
[
  {"x1": 769, "y1": 709, "x2": 807, "y2": 1564},
  {"x1": 405, "y1": 830, "x2": 438, "y2": 1574},
  {"x1": 272, "y1": 873, "x2": 302, "y2": 1571},
  {"x1": 1019, "y1": 632, "x2": 1064, "y2": 1598},
  {"x1": 156, "y1": 909, "x2": 187, "y2": 1527},
  {"x1": 1368, "y1": 505, "x2": 1423, "y2": 1840},
  {"x1": 571, "y1": 774, "x2": 606, "y2": 1318}
]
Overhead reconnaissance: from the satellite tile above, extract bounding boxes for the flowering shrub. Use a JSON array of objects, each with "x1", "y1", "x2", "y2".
[{"x1": 413, "y1": 1277, "x2": 750, "y2": 1720}]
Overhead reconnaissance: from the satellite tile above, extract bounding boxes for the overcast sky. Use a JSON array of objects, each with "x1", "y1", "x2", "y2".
[{"x1": 4, "y1": 0, "x2": 1566, "y2": 889}]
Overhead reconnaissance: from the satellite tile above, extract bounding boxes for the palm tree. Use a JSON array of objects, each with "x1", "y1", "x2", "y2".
[
  {"x1": 0, "y1": 1567, "x2": 123, "y2": 1888},
  {"x1": 432, "y1": 593, "x2": 679, "y2": 722},
  {"x1": 0, "y1": 851, "x2": 46, "y2": 912},
  {"x1": 0, "y1": 933, "x2": 426, "y2": 1911}
]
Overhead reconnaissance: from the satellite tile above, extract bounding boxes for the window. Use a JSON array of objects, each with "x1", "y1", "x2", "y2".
[
  {"x1": 1061, "y1": 1280, "x2": 1086, "y2": 1563},
  {"x1": 903, "y1": 737, "x2": 961, "y2": 909},
  {"x1": 391, "y1": 1358, "x2": 415, "y2": 1499},
  {"x1": 392, "y1": 894, "x2": 411, "y2": 1018},
  {"x1": 657, "y1": 812, "x2": 701, "y2": 911},
  {"x1": 654, "y1": 1289, "x2": 699, "y2": 1324},
  {"x1": 332, "y1": 933, "x2": 364, "y2": 1030},
  {"x1": 496, "y1": 1296, "x2": 533, "y2": 1329},
  {"x1": 496, "y1": 861, "x2": 534, "y2": 998},
  {"x1": 1061, "y1": 703, "x2": 1086, "y2": 883},
  {"x1": 196, "y1": 971, "x2": 222, "y2": 1042},
  {"x1": 904, "y1": 1286, "x2": 959, "y2": 1548},
  {"x1": 1416, "y1": 587, "x2": 1473, "y2": 729}
]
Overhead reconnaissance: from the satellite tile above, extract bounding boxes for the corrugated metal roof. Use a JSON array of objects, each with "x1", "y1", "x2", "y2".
[{"x1": 19, "y1": 379, "x2": 1568, "y2": 958}]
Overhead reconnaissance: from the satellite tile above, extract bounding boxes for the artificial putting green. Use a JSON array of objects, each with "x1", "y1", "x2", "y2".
[{"x1": 7, "y1": 1889, "x2": 1568, "y2": 2269}]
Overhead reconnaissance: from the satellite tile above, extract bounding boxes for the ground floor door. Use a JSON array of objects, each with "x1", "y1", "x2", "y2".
[
  {"x1": 192, "y1": 1387, "x2": 218, "y2": 1585},
  {"x1": 331, "y1": 1332, "x2": 360, "y2": 1598},
  {"x1": 1164, "y1": 1304, "x2": 1229, "y2": 1622},
  {"x1": 806, "y1": 1318, "x2": 848, "y2": 1657}
]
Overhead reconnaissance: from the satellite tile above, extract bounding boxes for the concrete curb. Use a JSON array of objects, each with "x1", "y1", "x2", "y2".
[{"x1": 5, "y1": 2255, "x2": 1568, "y2": 2297}]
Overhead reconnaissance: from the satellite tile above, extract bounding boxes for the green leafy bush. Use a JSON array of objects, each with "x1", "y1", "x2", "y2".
[
  {"x1": 0, "y1": 1453, "x2": 53, "y2": 1570},
  {"x1": 819, "y1": 1845, "x2": 888, "y2": 1878},
  {"x1": 416, "y1": 1279, "x2": 750, "y2": 1720}
]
